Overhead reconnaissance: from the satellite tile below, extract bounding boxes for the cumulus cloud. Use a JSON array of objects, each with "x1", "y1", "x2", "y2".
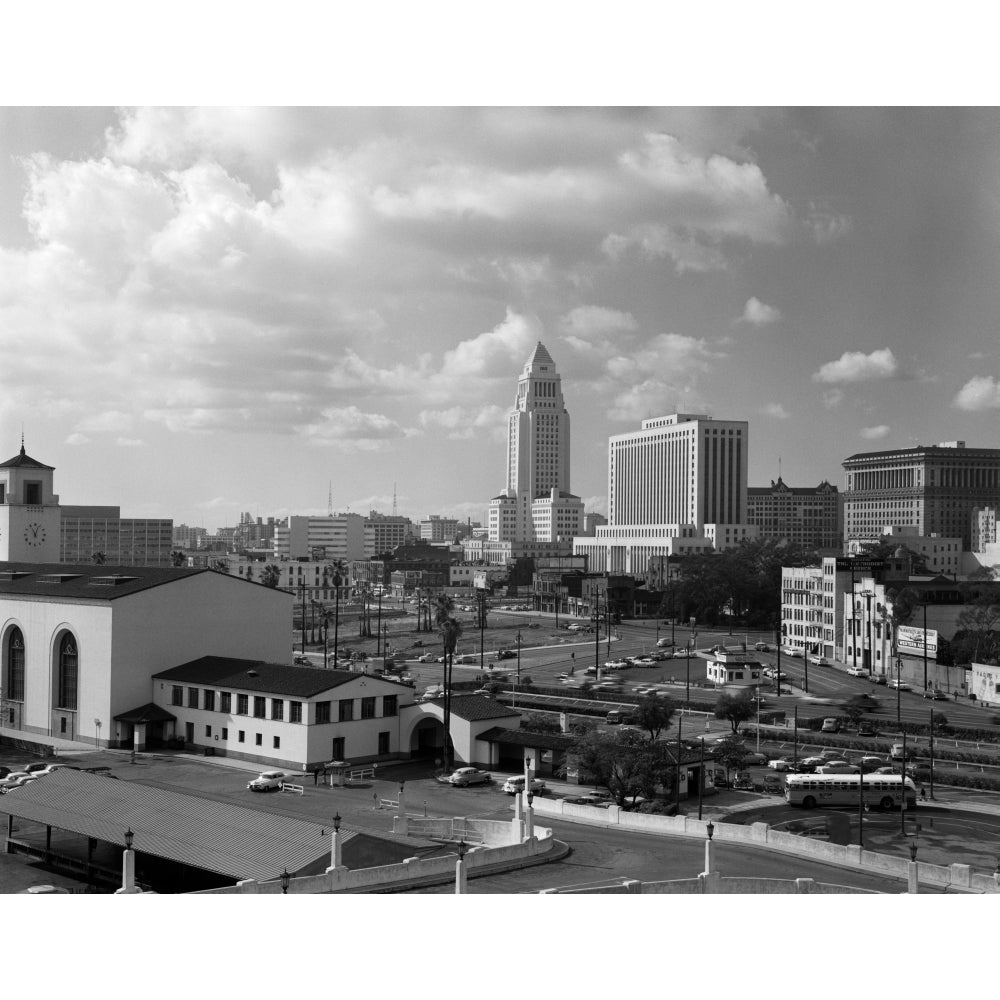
[
  {"x1": 812, "y1": 348, "x2": 898, "y2": 384},
  {"x1": 954, "y1": 375, "x2": 1000, "y2": 410},
  {"x1": 860, "y1": 425, "x2": 891, "y2": 440},
  {"x1": 805, "y1": 203, "x2": 852, "y2": 244},
  {"x1": 739, "y1": 297, "x2": 782, "y2": 327},
  {"x1": 762, "y1": 403, "x2": 789, "y2": 419},
  {"x1": 559, "y1": 306, "x2": 638, "y2": 337},
  {"x1": 440, "y1": 310, "x2": 543, "y2": 379},
  {"x1": 823, "y1": 389, "x2": 844, "y2": 409},
  {"x1": 419, "y1": 404, "x2": 507, "y2": 441}
]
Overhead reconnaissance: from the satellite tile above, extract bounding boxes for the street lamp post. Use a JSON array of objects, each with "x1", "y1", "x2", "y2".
[
  {"x1": 455, "y1": 838, "x2": 468, "y2": 894},
  {"x1": 674, "y1": 715, "x2": 683, "y2": 812},
  {"x1": 698, "y1": 738, "x2": 705, "y2": 820},
  {"x1": 929, "y1": 708, "x2": 935, "y2": 801},
  {"x1": 900, "y1": 728, "x2": 908, "y2": 836},
  {"x1": 280, "y1": 868, "x2": 290, "y2": 894},
  {"x1": 514, "y1": 630, "x2": 522, "y2": 710}
]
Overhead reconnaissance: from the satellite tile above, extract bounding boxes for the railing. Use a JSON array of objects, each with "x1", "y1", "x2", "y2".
[{"x1": 280, "y1": 782, "x2": 304, "y2": 795}]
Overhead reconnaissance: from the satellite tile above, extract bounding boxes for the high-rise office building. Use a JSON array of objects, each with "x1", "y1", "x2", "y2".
[
  {"x1": 573, "y1": 413, "x2": 756, "y2": 573},
  {"x1": 487, "y1": 343, "x2": 584, "y2": 548},
  {"x1": 843, "y1": 442, "x2": 1000, "y2": 549}
]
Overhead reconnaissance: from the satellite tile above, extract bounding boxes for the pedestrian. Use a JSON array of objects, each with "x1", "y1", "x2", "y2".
[{"x1": 920, "y1": 785, "x2": 927, "y2": 801}]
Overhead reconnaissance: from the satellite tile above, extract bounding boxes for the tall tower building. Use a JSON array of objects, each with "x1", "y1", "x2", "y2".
[{"x1": 487, "y1": 343, "x2": 583, "y2": 548}]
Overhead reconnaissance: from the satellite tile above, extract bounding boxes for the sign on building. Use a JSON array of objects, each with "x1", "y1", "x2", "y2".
[{"x1": 897, "y1": 623, "x2": 938, "y2": 655}]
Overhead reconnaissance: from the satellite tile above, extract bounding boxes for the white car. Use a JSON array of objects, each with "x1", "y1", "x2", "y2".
[
  {"x1": 631, "y1": 657, "x2": 656, "y2": 668},
  {"x1": 502, "y1": 775, "x2": 546, "y2": 795},
  {"x1": 888, "y1": 679, "x2": 911, "y2": 691},
  {"x1": 847, "y1": 666, "x2": 867, "y2": 677},
  {"x1": 247, "y1": 770, "x2": 288, "y2": 792},
  {"x1": 603, "y1": 659, "x2": 628, "y2": 671},
  {"x1": 808, "y1": 655, "x2": 831, "y2": 666},
  {"x1": 566, "y1": 623, "x2": 585, "y2": 631},
  {"x1": 673, "y1": 648, "x2": 692, "y2": 658},
  {"x1": 768, "y1": 758, "x2": 797, "y2": 772}
]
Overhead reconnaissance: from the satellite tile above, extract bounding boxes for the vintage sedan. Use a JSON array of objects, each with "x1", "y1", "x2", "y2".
[
  {"x1": 447, "y1": 767, "x2": 492, "y2": 787},
  {"x1": 767, "y1": 757, "x2": 797, "y2": 772}
]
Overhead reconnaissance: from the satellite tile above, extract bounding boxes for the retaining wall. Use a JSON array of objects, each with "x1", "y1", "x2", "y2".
[{"x1": 532, "y1": 798, "x2": 1000, "y2": 893}]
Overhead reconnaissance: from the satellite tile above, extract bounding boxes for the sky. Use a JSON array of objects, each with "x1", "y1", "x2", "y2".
[{"x1": 3, "y1": 19, "x2": 1000, "y2": 533}]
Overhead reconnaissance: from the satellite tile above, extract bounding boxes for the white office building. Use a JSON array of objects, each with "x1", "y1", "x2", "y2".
[
  {"x1": 274, "y1": 514, "x2": 366, "y2": 562},
  {"x1": 573, "y1": 413, "x2": 757, "y2": 573}
]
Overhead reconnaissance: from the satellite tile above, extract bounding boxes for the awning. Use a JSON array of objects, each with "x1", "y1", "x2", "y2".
[{"x1": 114, "y1": 703, "x2": 177, "y2": 724}]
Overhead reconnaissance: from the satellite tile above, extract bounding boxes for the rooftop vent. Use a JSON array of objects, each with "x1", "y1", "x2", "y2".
[{"x1": 89, "y1": 575, "x2": 139, "y2": 587}]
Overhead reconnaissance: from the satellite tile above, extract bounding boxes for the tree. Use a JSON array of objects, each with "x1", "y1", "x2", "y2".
[
  {"x1": 170, "y1": 550, "x2": 187, "y2": 568},
  {"x1": 260, "y1": 564, "x2": 281, "y2": 588},
  {"x1": 632, "y1": 693, "x2": 676, "y2": 742},
  {"x1": 92, "y1": 551, "x2": 107, "y2": 565},
  {"x1": 714, "y1": 690, "x2": 756, "y2": 733},
  {"x1": 566, "y1": 728, "x2": 674, "y2": 807},
  {"x1": 713, "y1": 733, "x2": 749, "y2": 781},
  {"x1": 211, "y1": 558, "x2": 230, "y2": 574},
  {"x1": 952, "y1": 593, "x2": 1000, "y2": 664},
  {"x1": 435, "y1": 593, "x2": 463, "y2": 772}
]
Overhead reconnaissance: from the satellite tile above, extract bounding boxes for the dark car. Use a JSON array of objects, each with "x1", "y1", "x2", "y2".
[
  {"x1": 923, "y1": 688, "x2": 948, "y2": 700},
  {"x1": 857, "y1": 721, "x2": 879, "y2": 737},
  {"x1": 496, "y1": 649, "x2": 516, "y2": 660}
]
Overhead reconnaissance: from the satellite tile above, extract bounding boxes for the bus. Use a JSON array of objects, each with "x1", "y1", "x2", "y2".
[{"x1": 785, "y1": 773, "x2": 917, "y2": 811}]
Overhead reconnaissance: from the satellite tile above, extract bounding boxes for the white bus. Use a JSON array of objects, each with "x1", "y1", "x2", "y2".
[{"x1": 785, "y1": 773, "x2": 917, "y2": 811}]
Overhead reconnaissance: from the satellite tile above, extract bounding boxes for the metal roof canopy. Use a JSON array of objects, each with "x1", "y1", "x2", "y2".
[{"x1": 0, "y1": 770, "x2": 346, "y2": 882}]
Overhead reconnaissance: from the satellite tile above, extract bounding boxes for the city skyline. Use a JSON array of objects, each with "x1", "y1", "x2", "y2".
[{"x1": 3, "y1": 107, "x2": 1000, "y2": 531}]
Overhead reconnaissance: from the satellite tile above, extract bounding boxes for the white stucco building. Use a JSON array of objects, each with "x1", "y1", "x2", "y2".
[{"x1": 0, "y1": 562, "x2": 290, "y2": 748}]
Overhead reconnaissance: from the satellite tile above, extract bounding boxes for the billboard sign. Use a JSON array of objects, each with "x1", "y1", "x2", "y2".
[{"x1": 897, "y1": 624, "x2": 938, "y2": 655}]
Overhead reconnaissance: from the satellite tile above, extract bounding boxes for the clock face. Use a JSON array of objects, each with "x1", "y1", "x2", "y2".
[{"x1": 24, "y1": 522, "x2": 46, "y2": 547}]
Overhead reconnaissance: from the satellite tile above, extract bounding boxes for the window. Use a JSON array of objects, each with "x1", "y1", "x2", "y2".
[
  {"x1": 290, "y1": 701, "x2": 302, "y2": 723},
  {"x1": 238, "y1": 730, "x2": 245, "y2": 743},
  {"x1": 205, "y1": 725, "x2": 212, "y2": 737},
  {"x1": 57, "y1": 634, "x2": 78, "y2": 711},
  {"x1": 187, "y1": 687, "x2": 199, "y2": 709},
  {"x1": 273, "y1": 736, "x2": 281, "y2": 750},
  {"x1": 272, "y1": 698, "x2": 284, "y2": 721},
  {"x1": 316, "y1": 701, "x2": 331, "y2": 724},
  {"x1": 331, "y1": 736, "x2": 345, "y2": 759},
  {"x1": 220, "y1": 692, "x2": 232, "y2": 713},
  {"x1": 6, "y1": 627, "x2": 24, "y2": 701},
  {"x1": 237, "y1": 694, "x2": 248, "y2": 715},
  {"x1": 203, "y1": 689, "x2": 215, "y2": 711},
  {"x1": 361, "y1": 696, "x2": 376, "y2": 720},
  {"x1": 222, "y1": 728, "x2": 228, "y2": 740},
  {"x1": 378, "y1": 731, "x2": 390, "y2": 755},
  {"x1": 253, "y1": 696, "x2": 266, "y2": 719},
  {"x1": 255, "y1": 733, "x2": 262, "y2": 746},
  {"x1": 171, "y1": 685, "x2": 183, "y2": 707},
  {"x1": 339, "y1": 699, "x2": 354, "y2": 722}
]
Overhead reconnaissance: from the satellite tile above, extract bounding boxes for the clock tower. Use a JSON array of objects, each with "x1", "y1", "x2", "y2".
[{"x1": 0, "y1": 441, "x2": 62, "y2": 562}]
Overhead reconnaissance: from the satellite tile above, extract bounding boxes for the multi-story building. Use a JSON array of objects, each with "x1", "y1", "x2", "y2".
[
  {"x1": 419, "y1": 515, "x2": 460, "y2": 543},
  {"x1": 173, "y1": 524, "x2": 209, "y2": 549},
  {"x1": 364, "y1": 511, "x2": 414, "y2": 555},
  {"x1": 232, "y1": 513, "x2": 277, "y2": 552},
  {"x1": 273, "y1": 514, "x2": 366, "y2": 562},
  {"x1": 747, "y1": 478, "x2": 841, "y2": 550},
  {"x1": 487, "y1": 343, "x2": 584, "y2": 546},
  {"x1": 573, "y1": 413, "x2": 757, "y2": 573},
  {"x1": 971, "y1": 506, "x2": 997, "y2": 552},
  {"x1": 60, "y1": 506, "x2": 173, "y2": 566},
  {"x1": 843, "y1": 441, "x2": 1000, "y2": 550}
]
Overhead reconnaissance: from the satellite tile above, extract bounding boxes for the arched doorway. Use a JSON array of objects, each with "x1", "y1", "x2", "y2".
[{"x1": 409, "y1": 717, "x2": 451, "y2": 761}]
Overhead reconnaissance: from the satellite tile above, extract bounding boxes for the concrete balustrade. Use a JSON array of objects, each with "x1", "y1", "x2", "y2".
[{"x1": 531, "y1": 797, "x2": 999, "y2": 893}]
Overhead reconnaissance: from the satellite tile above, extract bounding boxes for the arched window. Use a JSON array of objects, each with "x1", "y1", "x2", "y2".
[
  {"x1": 57, "y1": 633, "x2": 78, "y2": 711},
  {"x1": 6, "y1": 628, "x2": 25, "y2": 702}
]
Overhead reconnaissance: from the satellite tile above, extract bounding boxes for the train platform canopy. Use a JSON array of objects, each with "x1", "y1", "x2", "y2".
[{"x1": 0, "y1": 768, "x2": 348, "y2": 881}]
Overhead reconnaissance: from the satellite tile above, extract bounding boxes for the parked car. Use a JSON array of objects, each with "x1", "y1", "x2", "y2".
[
  {"x1": 502, "y1": 775, "x2": 546, "y2": 795},
  {"x1": 907, "y1": 763, "x2": 934, "y2": 782},
  {"x1": 808, "y1": 655, "x2": 831, "y2": 666},
  {"x1": 496, "y1": 649, "x2": 516, "y2": 660},
  {"x1": 740, "y1": 750, "x2": 768, "y2": 766},
  {"x1": 22, "y1": 762, "x2": 51, "y2": 775},
  {"x1": 247, "y1": 770, "x2": 288, "y2": 792},
  {"x1": 650, "y1": 651, "x2": 669, "y2": 661},
  {"x1": 847, "y1": 666, "x2": 868, "y2": 677},
  {"x1": 858, "y1": 755, "x2": 884, "y2": 772},
  {"x1": 604, "y1": 659, "x2": 629, "y2": 671},
  {"x1": 448, "y1": 767, "x2": 492, "y2": 787},
  {"x1": 754, "y1": 642, "x2": 770, "y2": 652},
  {"x1": 800, "y1": 755, "x2": 827, "y2": 768},
  {"x1": 857, "y1": 721, "x2": 879, "y2": 737},
  {"x1": 417, "y1": 653, "x2": 437, "y2": 663},
  {"x1": 821, "y1": 717, "x2": 841, "y2": 733},
  {"x1": 816, "y1": 762, "x2": 860, "y2": 774},
  {"x1": 768, "y1": 757, "x2": 797, "y2": 772},
  {"x1": 657, "y1": 637, "x2": 674, "y2": 648},
  {"x1": 732, "y1": 773, "x2": 755, "y2": 790},
  {"x1": 631, "y1": 657, "x2": 656, "y2": 668},
  {"x1": 293, "y1": 655, "x2": 311, "y2": 665},
  {"x1": 875, "y1": 766, "x2": 898, "y2": 775},
  {"x1": 782, "y1": 646, "x2": 803, "y2": 658},
  {"x1": 923, "y1": 688, "x2": 948, "y2": 700},
  {"x1": 873, "y1": 674, "x2": 888, "y2": 685},
  {"x1": 888, "y1": 679, "x2": 911, "y2": 691},
  {"x1": 890, "y1": 743, "x2": 917, "y2": 760},
  {"x1": 566, "y1": 623, "x2": 585, "y2": 631}
]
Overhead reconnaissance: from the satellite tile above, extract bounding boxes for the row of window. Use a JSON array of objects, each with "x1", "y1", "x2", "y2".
[
  {"x1": 199, "y1": 726, "x2": 388, "y2": 756},
  {"x1": 169, "y1": 685, "x2": 398, "y2": 724}
]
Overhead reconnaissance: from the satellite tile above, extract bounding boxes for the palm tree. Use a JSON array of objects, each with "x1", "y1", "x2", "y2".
[
  {"x1": 260, "y1": 564, "x2": 281, "y2": 588},
  {"x1": 92, "y1": 551, "x2": 107, "y2": 565},
  {"x1": 170, "y1": 550, "x2": 187, "y2": 568},
  {"x1": 325, "y1": 560, "x2": 348, "y2": 664},
  {"x1": 435, "y1": 594, "x2": 463, "y2": 772}
]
